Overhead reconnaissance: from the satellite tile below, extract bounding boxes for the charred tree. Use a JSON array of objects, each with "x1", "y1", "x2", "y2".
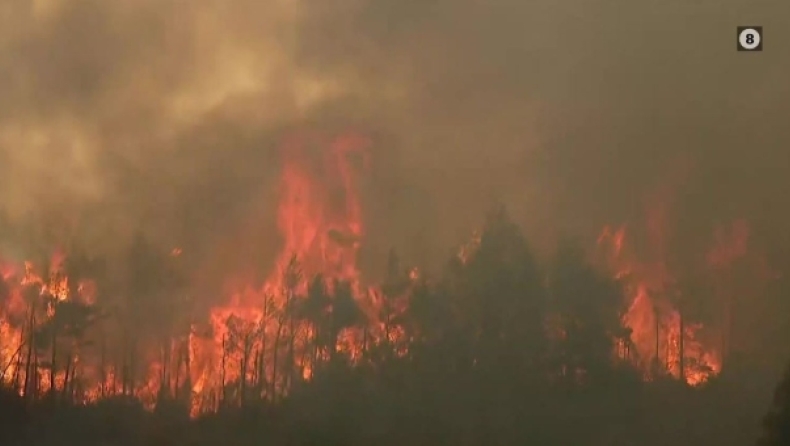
[
  {"x1": 256, "y1": 292, "x2": 273, "y2": 399},
  {"x1": 22, "y1": 288, "x2": 37, "y2": 401},
  {"x1": 284, "y1": 255, "x2": 301, "y2": 395},
  {"x1": 270, "y1": 309, "x2": 284, "y2": 402}
]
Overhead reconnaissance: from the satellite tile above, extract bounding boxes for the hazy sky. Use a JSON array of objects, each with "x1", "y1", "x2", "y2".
[{"x1": 0, "y1": 0, "x2": 788, "y2": 272}]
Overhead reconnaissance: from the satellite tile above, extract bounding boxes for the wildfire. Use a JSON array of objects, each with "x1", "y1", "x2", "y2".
[
  {"x1": 0, "y1": 252, "x2": 98, "y2": 400},
  {"x1": 597, "y1": 218, "x2": 754, "y2": 386},
  {"x1": 0, "y1": 130, "x2": 772, "y2": 416},
  {"x1": 184, "y1": 131, "x2": 379, "y2": 415}
]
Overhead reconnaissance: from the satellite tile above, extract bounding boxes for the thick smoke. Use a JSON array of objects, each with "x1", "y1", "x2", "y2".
[{"x1": 0, "y1": 0, "x2": 788, "y2": 274}]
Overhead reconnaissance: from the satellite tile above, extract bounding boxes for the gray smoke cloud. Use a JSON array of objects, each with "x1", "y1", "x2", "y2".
[{"x1": 0, "y1": 0, "x2": 788, "y2": 275}]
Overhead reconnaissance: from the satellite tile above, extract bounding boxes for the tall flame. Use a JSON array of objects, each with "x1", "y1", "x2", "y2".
[
  {"x1": 597, "y1": 218, "x2": 752, "y2": 385},
  {"x1": 186, "y1": 131, "x2": 373, "y2": 415},
  {"x1": 269, "y1": 132, "x2": 370, "y2": 291}
]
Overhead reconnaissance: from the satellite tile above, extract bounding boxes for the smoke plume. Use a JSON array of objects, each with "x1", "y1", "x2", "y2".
[{"x1": 0, "y1": 0, "x2": 788, "y2": 274}]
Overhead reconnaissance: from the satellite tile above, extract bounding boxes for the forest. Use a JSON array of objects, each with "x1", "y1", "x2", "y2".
[
  {"x1": 2, "y1": 1, "x2": 789, "y2": 445},
  {"x1": 1, "y1": 200, "x2": 790, "y2": 446}
]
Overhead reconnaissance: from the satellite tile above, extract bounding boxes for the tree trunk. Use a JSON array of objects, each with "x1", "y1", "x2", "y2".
[
  {"x1": 271, "y1": 316, "x2": 284, "y2": 402},
  {"x1": 252, "y1": 348, "x2": 261, "y2": 396},
  {"x1": 257, "y1": 296, "x2": 268, "y2": 400},
  {"x1": 122, "y1": 331, "x2": 130, "y2": 396},
  {"x1": 11, "y1": 331, "x2": 24, "y2": 393},
  {"x1": 182, "y1": 337, "x2": 191, "y2": 403},
  {"x1": 100, "y1": 336, "x2": 106, "y2": 397},
  {"x1": 50, "y1": 328, "x2": 57, "y2": 396},
  {"x1": 174, "y1": 341, "x2": 182, "y2": 401},
  {"x1": 24, "y1": 310, "x2": 36, "y2": 400},
  {"x1": 62, "y1": 353, "x2": 72, "y2": 402},
  {"x1": 654, "y1": 305, "x2": 660, "y2": 370},
  {"x1": 286, "y1": 291, "x2": 296, "y2": 394},
  {"x1": 31, "y1": 354, "x2": 40, "y2": 399},
  {"x1": 220, "y1": 334, "x2": 227, "y2": 406},
  {"x1": 678, "y1": 312, "x2": 685, "y2": 384},
  {"x1": 240, "y1": 333, "x2": 252, "y2": 408}
]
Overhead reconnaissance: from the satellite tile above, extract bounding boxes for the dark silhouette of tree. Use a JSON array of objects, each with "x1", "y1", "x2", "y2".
[
  {"x1": 298, "y1": 274, "x2": 332, "y2": 369},
  {"x1": 375, "y1": 249, "x2": 411, "y2": 358},
  {"x1": 448, "y1": 206, "x2": 546, "y2": 375},
  {"x1": 327, "y1": 279, "x2": 366, "y2": 362},
  {"x1": 550, "y1": 238, "x2": 626, "y2": 385},
  {"x1": 430, "y1": 205, "x2": 549, "y2": 443},
  {"x1": 757, "y1": 361, "x2": 790, "y2": 446},
  {"x1": 403, "y1": 277, "x2": 450, "y2": 349},
  {"x1": 269, "y1": 254, "x2": 302, "y2": 401}
]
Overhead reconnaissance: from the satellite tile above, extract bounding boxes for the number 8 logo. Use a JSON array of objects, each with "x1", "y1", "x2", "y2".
[{"x1": 738, "y1": 27, "x2": 762, "y2": 51}]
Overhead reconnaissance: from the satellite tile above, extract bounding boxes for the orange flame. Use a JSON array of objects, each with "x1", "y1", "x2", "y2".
[
  {"x1": 596, "y1": 219, "x2": 753, "y2": 386},
  {"x1": 181, "y1": 131, "x2": 376, "y2": 415}
]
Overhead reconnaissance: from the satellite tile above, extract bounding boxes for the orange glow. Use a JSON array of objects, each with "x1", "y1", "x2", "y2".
[
  {"x1": 183, "y1": 131, "x2": 382, "y2": 415},
  {"x1": 0, "y1": 132, "x2": 770, "y2": 414},
  {"x1": 0, "y1": 252, "x2": 97, "y2": 398},
  {"x1": 596, "y1": 218, "x2": 756, "y2": 386},
  {"x1": 0, "y1": 130, "x2": 420, "y2": 416}
]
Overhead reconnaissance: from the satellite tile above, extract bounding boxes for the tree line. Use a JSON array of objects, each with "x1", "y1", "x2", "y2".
[{"x1": 0, "y1": 206, "x2": 787, "y2": 445}]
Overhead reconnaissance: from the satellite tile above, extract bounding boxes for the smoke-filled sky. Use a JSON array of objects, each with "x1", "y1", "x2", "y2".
[{"x1": 0, "y1": 0, "x2": 788, "y2": 272}]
